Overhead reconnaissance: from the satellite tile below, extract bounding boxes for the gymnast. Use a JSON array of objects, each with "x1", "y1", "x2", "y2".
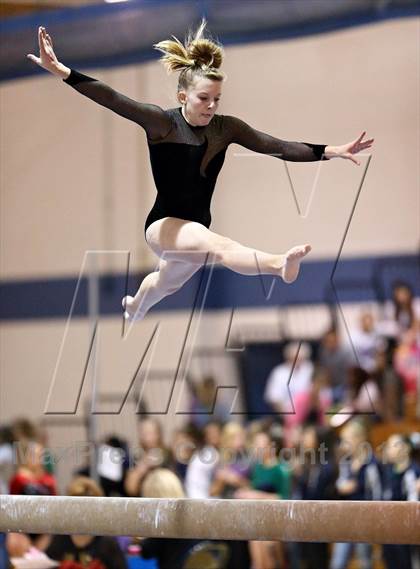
[{"x1": 27, "y1": 19, "x2": 374, "y2": 321}]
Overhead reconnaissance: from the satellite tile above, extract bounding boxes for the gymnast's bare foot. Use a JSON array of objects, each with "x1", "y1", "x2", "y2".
[
  {"x1": 122, "y1": 295, "x2": 144, "y2": 322},
  {"x1": 279, "y1": 244, "x2": 312, "y2": 284}
]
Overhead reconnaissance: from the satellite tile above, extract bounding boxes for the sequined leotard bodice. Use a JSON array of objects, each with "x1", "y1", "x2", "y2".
[{"x1": 63, "y1": 69, "x2": 329, "y2": 234}]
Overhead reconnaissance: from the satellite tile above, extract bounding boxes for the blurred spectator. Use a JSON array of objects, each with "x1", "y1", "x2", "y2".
[
  {"x1": 293, "y1": 425, "x2": 338, "y2": 501},
  {"x1": 378, "y1": 281, "x2": 419, "y2": 340},
  {"x1": 141, "y1": 467, "x2": 185, "y2": 498},
  {"x1": 5, "y1": 531, "x2": 55, "y2": 566},
  {"x1": 137, "y1": 417, "x2": 168, "y2": 457},
  {"x1": 347, "y1": 366, "x2": 382, "y2": 416},
  {"x1": 0, "y1": 532, "x2": 10, "y2": 569},
  {"x1": 319, "y1": 329, "x2": 356, "y2": 403},
  {"x1": 212, "y1": 422, "x2": 257, "y2": 569},
  {"x1": 210, "y1": 422, "x2": 250, "y2": 499},
  {"x1": 170, "y1": 423, "x2": 202, "y2": 482},
  {"x1": 11, "y1": 418, "x2": 40, "y2": 442},
  {"x1": 7, "y1": 438, "x2": 57, "y2": 554},
  {"x1": 393, "y1": 282, "x2": 417, "y2": 331},
  {"x1": 10, "y1": 440, "x2": 57, "y2": 496},
  {"x1": 331, "y1": 366, "x2": 383, "y2": 428},
  {"x1": 189, "y1": 375, "x2": 231, "y2": 428},
  {"x1": 410, "y1": 432, "x2": 420, "y2": 471},
  {"x1": 382, "y1": 434, "x2": 419, "y2": 569},
  {"x1": 68, "y1": 476, "x2": 105, "y2": 497},
  {"x1": 389, "y1": 282, "x2": 418, "y2": 337},
  {"x1": 6, "y1": 532, "x2": 32, "y2": 559},
  {"x1": 185, "y1": 422, "x2": 221, "y2": 499},
  {"x1": 247, "y1": 418, "x2": 284, "y2": 455},
  {"x1": 37, "y1": 424, "x2": 55, "y2": 475},
  {"x1": 10, "y1": 417, "x2": 55, "y2": 476},
  {"x1": 98, "y1": 435, "x2": 130, "y2": 497},
  {"x1": 124, "y1": 417, "x2": 171, "y2": 497},
  {"x1": 393, "y1": 322, "x2": 420, "y2": 396},
  {"x1": 329, "y1": 420, "x2": 381, "y2": 569},
  {"x1": 46, "y1": 476, "x2": 127, "y2": 569},
  {"x1": 76, "y1": 435, "x2": 130, "y2": 497},
  {"x1": 292, "y1": 425, "x2": 338, "y2": 569},
  {"x1": 236, "y1": 430, "x2": 290, "y2": 569},
  {"x1": 0, "y1": 425, "x2": 14, "y2": 494},
  {"x1": 236, "y1": 430, "x2": 290, "y2": 500},
  {"x1": 349, "y1": 311, "x2": 384, "y2": 372},
  {"x1": 283, "y1": 365, "x2": 332, "y2": 442},
  {"x1": 264, "y1": 342, "x2": 314, "y2": 419},
  {"x1": 203, "y1": 420, "x2": 223, "y2": 449},
  {"x1": 372, "y1": 346, "x2": 404, "y2": 421},
  {"x1": 139, "y1": 468, "x2": 202, "y2": 569}
]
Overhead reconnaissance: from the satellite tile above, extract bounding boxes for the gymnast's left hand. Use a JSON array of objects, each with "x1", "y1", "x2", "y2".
[{"x1": 325, "y1": 131, "x2": 374, "y2": 165}]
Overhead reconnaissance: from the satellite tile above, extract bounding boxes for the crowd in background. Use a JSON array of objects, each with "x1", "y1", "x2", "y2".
[{"x1": 1, "y1": 281, "x2": 419, "y2": 569}]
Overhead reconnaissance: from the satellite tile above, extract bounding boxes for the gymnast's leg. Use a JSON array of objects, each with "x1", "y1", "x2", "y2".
[
  {"x1": 123, "y1": 216, "x2": 311, "y2": 321},
  {"x1": 145, "y1": 217, "x2": 311, "y2": 282},
  {"x1": 122, "y1": 257, "x2": 203, "y2": 321}
]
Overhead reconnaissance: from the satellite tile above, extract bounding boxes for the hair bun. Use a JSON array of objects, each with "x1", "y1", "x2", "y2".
[
  {"x1": 153, "y1": 17, "x2": 224, "y2": 74},
  {"x1": 153, "y1": 17, "x2": 227, "y2": 92},
  {"x1": 187, "y1": 38, "x2": 221, "y2": 70}
]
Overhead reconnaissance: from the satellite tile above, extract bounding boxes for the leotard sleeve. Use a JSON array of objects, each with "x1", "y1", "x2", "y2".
[
  {"x1": 225, "y1": 115, "x2": 329, "y2": 161},
  {"x1": 63, "y1": 68, "x2": 173, "y2": 141}
]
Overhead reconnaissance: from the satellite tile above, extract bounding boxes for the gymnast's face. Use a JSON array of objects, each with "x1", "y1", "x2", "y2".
[{"x1": 178, "y1": 77, "x2": 223, "y2": 126}]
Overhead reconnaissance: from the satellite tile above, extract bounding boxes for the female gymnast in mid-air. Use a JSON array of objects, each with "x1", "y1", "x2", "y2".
[{"x1": 28, "y1": 19, "x2": 373, "y2": 321}]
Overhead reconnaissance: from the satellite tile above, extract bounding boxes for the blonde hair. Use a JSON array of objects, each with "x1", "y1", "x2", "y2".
[
  {"x1": 220, "y1": 422, "x2": 245, "y2": 449},
  {"x1": 153, "y1": 18, "x2": 226, "y2": 96},
  {"x1": 141, "y1": 468, "x2": 185, "y2": 498},
  {"x1": 67, "y1": 476, "x2": 104, "y2": 497},
  {"x1": 341, "y1": 419, "x2": 367, "y2": 441}
]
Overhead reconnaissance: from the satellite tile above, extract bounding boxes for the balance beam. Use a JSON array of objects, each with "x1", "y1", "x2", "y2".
[{"x1": 0, "y1": 496, "x2": 419, "y2": 544}]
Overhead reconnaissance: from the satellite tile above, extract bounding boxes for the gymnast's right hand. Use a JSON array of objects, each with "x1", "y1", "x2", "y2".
[{"x1": 27, "y1": 26, "x2": 69, "y2": 78}]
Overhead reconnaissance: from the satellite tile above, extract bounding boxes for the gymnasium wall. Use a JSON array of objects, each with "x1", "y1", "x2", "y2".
[{"x1": 0, "y1": 16, "x2": 418, "y2": 469}]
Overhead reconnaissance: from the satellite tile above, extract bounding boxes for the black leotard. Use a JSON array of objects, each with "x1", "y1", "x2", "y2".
[{"x1": 63, "y1": 69, "x2": 329, "y2": 234}]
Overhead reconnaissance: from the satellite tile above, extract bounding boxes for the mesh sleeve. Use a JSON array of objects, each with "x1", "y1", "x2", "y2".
[
  {"x1": 225, "y1": 115, "x2": 329, "y2": 161},
  {"x1": 63, "y1": 68, "x2": 173, "y2": 141}
]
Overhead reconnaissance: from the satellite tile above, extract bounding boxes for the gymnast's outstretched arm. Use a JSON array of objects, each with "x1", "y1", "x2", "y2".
[
  {"x1": 61, "y1": 68, "x2": 173, "y2": 140},
  {"x1": 224, "y1": 115, "x2": 374, "y2": 165},
  {"x1": 224, "y1": 114, "x2": 330, "y2": 162},
  {"x1": 27, "y1": 26, "x2": 173, "y2": 141}
]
